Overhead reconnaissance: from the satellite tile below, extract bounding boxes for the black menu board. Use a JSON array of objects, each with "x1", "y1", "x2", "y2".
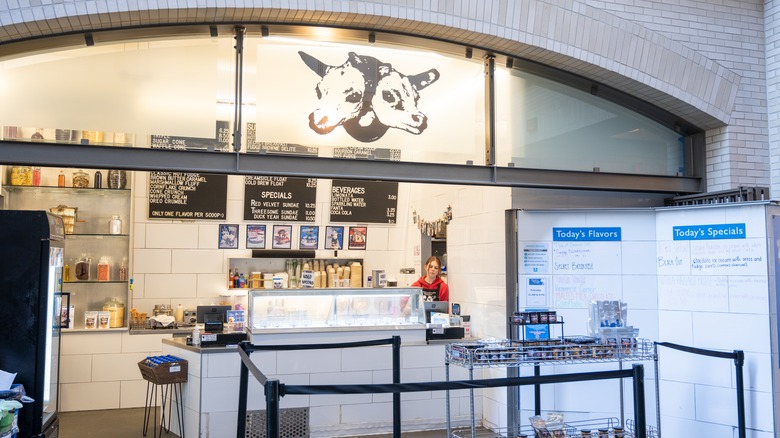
[
  {"x1": 330, "y1": 180, "x2": 398, "y2": 224},
  {"x1": 148, "y1": 172, "x2": 228, "y2": 220},
  {"x1": 243, "y1": 176, "x2": 317, "y2": 222}
]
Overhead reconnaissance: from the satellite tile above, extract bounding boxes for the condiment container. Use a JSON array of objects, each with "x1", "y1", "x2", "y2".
[
  {"x1": 102, "y1": 297, "x2": 125, "y2": 328},
  {"x1": 107, "y1": 169, "x2": 127, "y2": 189},
  {"x1": 10, "y1": 166, "x2": 32, "y2": 186},
  {"x1": 97, "y1": 256, "x2": 111, "y2": 281},
  {"x1": 75, "y1": 254, "x2": 91, "y2": 281},
  {"x1": 72, "y1": 169, "x2": 89, "y2": 188},
  {"x1": 109, "y1": 214, "x2": 122, "y2": 235},
  {"x1": 93, "y1": 170, "x2": 102, "y2": 188}
]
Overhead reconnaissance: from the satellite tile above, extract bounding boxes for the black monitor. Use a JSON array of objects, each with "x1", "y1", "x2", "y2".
[
  {"x1": 424, "y1": 301, "x2": 449, "y2": 323},
  {"x1": 196, "y1": 305, "x2": 231, "y2": 323}
]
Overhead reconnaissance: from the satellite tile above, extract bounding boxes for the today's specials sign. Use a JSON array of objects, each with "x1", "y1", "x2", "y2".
[{"x1": 243, "y1": 176, "x2": 317, "y2": 222}]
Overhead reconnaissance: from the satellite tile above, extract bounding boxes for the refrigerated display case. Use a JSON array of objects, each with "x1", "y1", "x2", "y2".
[{"x1": 0, "y1": 210, "x2": 65, "y2": 437}]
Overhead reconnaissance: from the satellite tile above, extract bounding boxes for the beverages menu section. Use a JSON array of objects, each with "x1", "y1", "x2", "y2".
[
  {"x1": 330, "y1": 179, "x2": 399, "y2": 224},
  {"x1": 243, "y1": 176, "x2": 317, "y2": 222},
  {"x1": 148, "y1": 172, "x2": 228, "y2": 219}
]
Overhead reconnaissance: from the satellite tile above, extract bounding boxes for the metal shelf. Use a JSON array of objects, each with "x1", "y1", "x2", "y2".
[
  {"x1": 446, "y1": 338, "x2": 655, "y2": 369},
  {"x1": 452, "y1": 417, "x2": 658, "y2": 437}
]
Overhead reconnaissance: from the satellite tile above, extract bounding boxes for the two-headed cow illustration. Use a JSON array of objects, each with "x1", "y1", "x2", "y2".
[{"x1": 299, "y1": 51, "x2": 440, "y2": 142}]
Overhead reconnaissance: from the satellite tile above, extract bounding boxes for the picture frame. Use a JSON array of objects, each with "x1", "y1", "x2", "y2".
[
  {"x1": 300, "y1": 225, "x2": 319, "y2": 249},
  {"x1": 218, "y1": 224, "x2": 239, "y2": 249},
  {"x1": 325, "y1": 226, "x2": 344, "y2": 250},
  {"x1": 246, "y1": 224, "x2": 266, "y2": 249},
  {"x1": 348, "y1": 226, "x2": 367, "y2": 250},
  {"x1": 272, "y1": 224, "x2": 293, "y2": 249}
]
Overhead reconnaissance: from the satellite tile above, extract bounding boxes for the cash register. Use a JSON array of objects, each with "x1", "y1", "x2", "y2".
[{"x1": 424, "y1": 301, "x2": 464, "y2": 340}]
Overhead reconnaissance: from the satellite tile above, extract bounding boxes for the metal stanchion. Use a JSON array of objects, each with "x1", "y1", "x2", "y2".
[
  {"x1": 392, "y1": 336, "x2": 401, "y2": 438},
  {"x1": 632, "y1": 364, "x2": 646, "y2": 438},
  {"x1": 734, "y1": 350, "x2": 746, "y2": 438}
]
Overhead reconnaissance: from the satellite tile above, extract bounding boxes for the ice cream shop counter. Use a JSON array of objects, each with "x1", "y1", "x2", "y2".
[{"x1": 160, "y1": 287, "x2": 479, "y2": 437}]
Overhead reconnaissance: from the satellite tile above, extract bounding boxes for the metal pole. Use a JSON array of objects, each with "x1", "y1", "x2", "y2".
[
  {"x1": 392, "y1": 335, "x2": 401, "y2": 438},
  {"x1": 653, "y1": 343, "x2": 661, "y2": 438},
  {"x1": 265, "y1": 380, "x2": 281, "y2": 438},
  {"x1": 632, "y1": 364, "x2": 646, "y2": 438},
  {"x1": 734, "y1": 350, "x2": 746, "y2": 438},
  {"x1": 232, "y1": 26, "x2": 245, "y2": 153},
  {"x1": 483, "y1": 55, "x2": 496, "y2": 166},
  {"x1": 236, "y1": 343, "x2": 250, "y2": 438},
  {"x1": 534, "y1": 365, "x2": 541, "y2": 415},
  {"x1": 445, "y1": 360, "x2": 451, "y2": 437}
]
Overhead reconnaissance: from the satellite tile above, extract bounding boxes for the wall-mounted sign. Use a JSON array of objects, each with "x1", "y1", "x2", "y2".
[
  {"x1": 330, "y1": 179, "x2": 398, "y2": 224},
  {"x1": 672, "y1": 223, "x2": 746, "y2": 240},
  {"x1": 243, "y1": 176, "x2": 317, "y2": 222},
  {"x1": 150, "y1": 121, "x2": 229, "y2": 152},
  {"x1": 333, "y1": 146, "x2": 401, "y2": 161},
  {"x1": 148, "y1": 172, "x2": 228, "y2": 219},
  {"x1": 148, "y1": 124, "x2": 229, "y2": 219}
]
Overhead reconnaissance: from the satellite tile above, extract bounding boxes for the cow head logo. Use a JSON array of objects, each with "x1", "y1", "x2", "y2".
[{"x1": 299, "y1": 51, "x2": 440, "y2": 142}]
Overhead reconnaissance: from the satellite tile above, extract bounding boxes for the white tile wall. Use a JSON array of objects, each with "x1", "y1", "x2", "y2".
[{"x1": 60, "y1": 331, "x2": 167, "y2": 412}]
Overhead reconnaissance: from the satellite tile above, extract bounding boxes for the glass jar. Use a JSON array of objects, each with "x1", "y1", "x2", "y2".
[
  {"x1": 72, "y1": 170, "x2": 89, "y2": 188},
  {"x1": 119, "y1": 258, "x2": 128, "y2": 281},
  {"x1": 102, "y1": 297, "x2": 125, "y2": 328},
  {"x1": 57, "y1": 170, "x2": 66, "y2": 187},
  {"x1": 32, "y1": 167, "x2": 41, "y2": 186},
  {"x1": 107, "y1": 169, "x2": 128, "y2": 189},
  {"x1": 10, "y1": 166, "x2": 32, "y2": 186},
  {"x1": 75, "y1": 254, "x2": 91, "y2": 281},
  {"x1": 109, "y1": 214, "x2": 122, "y2": 235},
  {"x1": 97, "y1": 256, "x2": 111, "y2": 281}
]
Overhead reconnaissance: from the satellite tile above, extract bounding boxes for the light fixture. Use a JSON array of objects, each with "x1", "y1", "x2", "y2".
[
  {"x1": 84, "y1": 34, "x2": 94, "y2": 47},
  {"x1": 506, "y1": 57, "x2": 514, "y2": 69},
  {"x1": 261, "y1": 26, "x2": 269, "y2": 37},
  {"x1": 209, "y1": 26, "x2": 218, "y2": 37},
  {"x1": 465, "y1": 48, "x2": 472, "y2": 59},
  {"x1": 590, "y1": 85, "x2": 598, "y2": 95},
  {"x1": 368, "y1": 32, "x2": 376, "y2": 44}
]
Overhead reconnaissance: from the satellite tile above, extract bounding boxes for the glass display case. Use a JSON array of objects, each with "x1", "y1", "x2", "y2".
[{"x1": 248, "y1": 287, "x2": 425, "y2": 333}]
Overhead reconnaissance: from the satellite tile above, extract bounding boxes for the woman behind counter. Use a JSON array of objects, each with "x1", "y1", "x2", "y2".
[{"x1": 413, "y1": 256, "x2": 449, "y2": 302}]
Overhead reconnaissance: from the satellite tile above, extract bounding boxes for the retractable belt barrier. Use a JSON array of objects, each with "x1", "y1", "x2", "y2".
[
  {"x1": 235, "y1": 336, "x2": 649, "y2": 438},
  {"x1": 654, "y1": 342, "x2": 746, "y2": 438}
]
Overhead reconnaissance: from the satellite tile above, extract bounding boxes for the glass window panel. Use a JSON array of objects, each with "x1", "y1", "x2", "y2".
[
  {"x1": 250, "y1": 36, "x2": 486, "y2": 165},
  {"x1": 0, "y1": 37, "x2": 231, "y2": 146},
  {"x1": 496, "y1": 69, "x2": 685, "y2": 176}
]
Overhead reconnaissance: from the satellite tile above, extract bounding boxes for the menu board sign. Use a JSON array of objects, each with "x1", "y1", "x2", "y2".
[
  {"x1": 148, "y1": 126, "x2": 229, "y2": 220},
  {"x1": 243, "y1": 176, "x2": 317, "y2": 222},
  {"x1": 148, "y1": 172, "x2": 228, "y2": 219},
  {"x1": 330, "y1": 180, "x2": 398, "y2": 224}
]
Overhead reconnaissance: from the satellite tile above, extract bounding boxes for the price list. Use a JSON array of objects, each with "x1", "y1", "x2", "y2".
[
  {"x1": 243, "y1": 176, "x2": 317, "y2": 222},
  {"x1": 330, "y1": 180, "x2": 398, "y2": 224}
]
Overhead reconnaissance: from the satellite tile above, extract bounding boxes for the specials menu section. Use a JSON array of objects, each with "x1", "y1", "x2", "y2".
[
  {"x1": 243, "y1": 176, "x2": 317, "y2": 222},
  {"x1": 330, "y1": 179, "x2": 398, "y2": 224}
]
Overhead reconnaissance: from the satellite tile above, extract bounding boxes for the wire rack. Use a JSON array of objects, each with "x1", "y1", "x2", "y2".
[
  {"x1": 452, "y1": 417, "x2": 659, "y2": 437},
  {"x1": 446, "y1": 338, "x2": 655, "y2": 368}
]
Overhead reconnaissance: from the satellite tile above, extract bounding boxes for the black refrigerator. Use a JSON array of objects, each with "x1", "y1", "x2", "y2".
[{"x1": 0, "y1": 210, "x2": 65, "y2": 438}]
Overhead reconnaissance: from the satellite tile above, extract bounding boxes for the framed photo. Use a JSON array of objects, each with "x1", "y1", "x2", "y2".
[
  {"x1": 272, "y1": 224, "x2": 293, "y2": 249},
  {"x1": 246, "y1": 224, "x2": 266, "y2": 249},
  {"x1": 300, "y1": 225, "x2": 319, "y2": 249},
  {"x1": 348, "y1": 226, "x2": 367, "y2": 250},
  {"x1": 325, "y1": 226, "x2": 344, "y2": 250},
  {"x1": 219, "y1": 224, "x2": 239, "y2": 249}
]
